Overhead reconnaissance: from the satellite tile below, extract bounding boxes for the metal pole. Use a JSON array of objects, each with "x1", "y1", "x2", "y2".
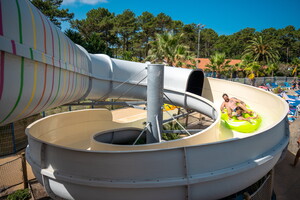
[
  {"x1": 197, "y1": 27, "x2": 200, "y2": 58},
  {"x1": 21, "y1": 152, "x2": 28, "y2": 189},
  {"x1": 11, "y1": 123, "x2": 16, "y2": 153},
  {"x1": 197, "y1": 24, "x2": 205, "y2": 58},
  {"x1": 146, "y1": 64, "x2": 164, "y2": 143},
  {"x1": 133, "y1": 123, "x2": 150, "y2": 145},
  {"x1": 111, "y1": 99, "x2": 114, "y2": 110}
]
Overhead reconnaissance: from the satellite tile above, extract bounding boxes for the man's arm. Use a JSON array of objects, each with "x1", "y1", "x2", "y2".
[
  {"x1": 220, "y1": 102, "x2": 225, "y2": 111},
  {"x1": 237, "y1": 116, "x2": 257, "y2": 121},
  {"x1": 237, "y1": 116, "x2": 250, "y2": 121},
  {"x1": 232, "y1": 97, "x2": 242, "y2": 103}
]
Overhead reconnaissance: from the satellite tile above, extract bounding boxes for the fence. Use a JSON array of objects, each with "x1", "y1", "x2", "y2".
[
  {"x1": 0, "y1": 115, "x2": 41, "y2": 157},
  {"x1": 226, "y1": 76, "x2": 295, "y2": 87},
  {"x1": 41, "y1": 102, "x2": 127, "y2": 118},
  {"x1": 0, "y1": 153, "x2": 28, "y2": 198},
  {"x1": 227, "y1": 77, "x2": 295, "y2": 86},
  {"x1": 42, "y1": 104, "x2": 95, "y2": 117},
  {"x1": 205, "y1": 74, "x2": 296, "y2": 87}
]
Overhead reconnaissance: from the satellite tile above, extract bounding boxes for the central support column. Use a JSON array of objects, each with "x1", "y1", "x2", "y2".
[{"x1": 146, "y1": 64, "x2": 164, "y2": 144}]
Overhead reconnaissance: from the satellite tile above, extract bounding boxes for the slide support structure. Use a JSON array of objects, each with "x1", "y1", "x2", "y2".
[{"x1": 146, "y1": 64, "x2": 164, "y2": 143}]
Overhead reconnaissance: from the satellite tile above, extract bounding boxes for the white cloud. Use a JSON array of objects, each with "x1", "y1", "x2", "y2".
[{"x1": 63, "y1": 0, "x2": 108, "y2": 5}]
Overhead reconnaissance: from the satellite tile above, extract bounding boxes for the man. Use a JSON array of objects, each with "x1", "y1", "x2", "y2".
[{"x1": 220, "y1": 93, "x2": 252, "y2": 118}]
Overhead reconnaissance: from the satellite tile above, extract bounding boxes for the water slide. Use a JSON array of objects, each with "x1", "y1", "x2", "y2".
[{"x1": 0, "y1": 0, "x2": 289, "y2": 199}]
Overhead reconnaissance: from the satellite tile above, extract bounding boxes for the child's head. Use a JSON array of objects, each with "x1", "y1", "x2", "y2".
[{"x1": 235, "y1": 106, "x2": 243, "y2": 114}]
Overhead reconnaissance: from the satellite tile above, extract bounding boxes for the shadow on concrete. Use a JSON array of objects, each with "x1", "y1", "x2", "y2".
[{"x1": 274, "y1": 150, "x2": 300, "y2": 200}]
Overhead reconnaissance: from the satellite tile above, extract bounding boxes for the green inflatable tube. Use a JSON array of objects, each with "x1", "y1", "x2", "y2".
[{"x1": 221, "y1": 109, "x2": 262, "y2": 133}]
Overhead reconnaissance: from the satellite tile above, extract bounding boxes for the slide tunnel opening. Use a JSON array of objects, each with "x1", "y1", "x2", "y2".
[
  {"x1": 93, "y1": 128, "x2": 146, "y2": 145},
  {"x1": 186, "y1": 70, "x2": 204, "y2": 96}
]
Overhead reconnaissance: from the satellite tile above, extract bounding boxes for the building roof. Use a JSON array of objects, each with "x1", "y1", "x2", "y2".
[{"x1": 195, "y1": 58, "x2": 242, "y2": 70}]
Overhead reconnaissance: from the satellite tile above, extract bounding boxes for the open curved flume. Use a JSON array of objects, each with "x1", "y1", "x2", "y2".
[{"x1": 25, "y1": 77, "x2": 289, "y2": 200}]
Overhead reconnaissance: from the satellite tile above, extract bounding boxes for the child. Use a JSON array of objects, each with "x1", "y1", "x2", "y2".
[{"x1": 234, "y1": 107, "x2": 258, "y2": 122}]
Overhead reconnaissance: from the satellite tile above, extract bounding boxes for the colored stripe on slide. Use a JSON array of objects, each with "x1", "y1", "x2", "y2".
[
  {"x1": 0, "y1": 51, "x2": 4, "y2": 100},
  {"x1": 0, "y1": 0, "x2": 3, "y2": 36},
  {"x1": 15, "y1": 1, "x2": 38, "y2": 119},
  {"x1": 25, "y1": 10, "x2": 48, "y2": 117},
  {"x1": 1, "y1": 57, "x2": 24, "y2": 123},
  {"x1": 38, "y1": 18, "x2": 56, "y2": 112},
  {"x1": 57, "y1": 40, "x2": 71, "y2": 104},
  {"x1": 11, "y1": 40, "x2": 16, "y2": 55},
  {"x1": 57, "y1": 70, "x2": 67, "y2": 105},
  {"x1": 16, "y1": 0, "x2": 22, "y2": 44},
  {"x1": 26, "y1": 64, "x2": 47, "y2": 117},
  {"x1": 0, "y1": 1, "x2": 3, "y2": 100},
  {"x1": 48, "y1": 27, "x2": 62, "y2": 107},
  {"x1": 15, "y1": 50, "x2": 38, "y2": 119},
  {"x1": 1, "y1": 0, "x2": 24, "y2": 123}
]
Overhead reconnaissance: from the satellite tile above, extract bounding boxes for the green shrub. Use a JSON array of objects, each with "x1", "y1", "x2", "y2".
[
  {"x1": 7, "y1": 189, "x2": 31, "y2": 200},
  {"x1": 161, "y1": 132, "x2": 181, "y2": 141},
  {"x1": 162, "y1": 121, "x2": 185, "y2": 140},
  {"x1": 273, "y1": 87, "x2": 284, "y2": 94},
  {"x1": 163, "y1": 121, "x2": 183, "y2": 131}
]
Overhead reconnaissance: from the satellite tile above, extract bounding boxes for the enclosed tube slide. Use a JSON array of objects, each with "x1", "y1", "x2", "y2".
[
  {"x1": 0, "y1": 0, "x2": 211, "y2": 126},
  {"x1": 0, "y1": 1, "x2": 289, "y2": 200}
]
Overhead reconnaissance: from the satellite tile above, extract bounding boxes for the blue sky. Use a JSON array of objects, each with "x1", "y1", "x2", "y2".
[{"x1": 61, "y1": 0, "x2": 300, "y2": 35}]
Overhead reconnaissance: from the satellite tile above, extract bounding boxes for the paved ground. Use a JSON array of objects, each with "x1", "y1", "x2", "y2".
[
  {"x1": 273, "y1": 115, "x2": 300, "y2": 200},
  {"x1": 274, "y1": 151, "x2": 300, "y2": 200}
]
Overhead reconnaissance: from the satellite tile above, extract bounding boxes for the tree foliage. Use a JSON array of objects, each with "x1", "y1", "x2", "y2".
[
  {"x1": 137, "y1": 12, "x2": 156, "y2": 57},
  {"x1": 30, "y1": 0, "x2": 74, "y2": 28},
  {"x1": 114, "y1": 9, "x2": 138, "y2": 53},
  {"x1": 200, "y1": 28, "x2": 218, "y2": 58},
  {"x1": 146, "y1": 33, "x2": 196, "y2": 67},
  {"x1": 206, "y1": 52, "x2": 231, "y2": 78},
  {"x1": 51, "y1": 5, "x2": 299, "y2": 73},
  {"x1": 291, "y1": 57, "x2": 300, "y2": 77},
  {"x1": 243, "y1": 36, "x2": 279, "y2": 65}
]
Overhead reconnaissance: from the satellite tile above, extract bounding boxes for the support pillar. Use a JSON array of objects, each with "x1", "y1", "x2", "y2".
[
  {"x1": 21, "y1": 152, "x2": 28, "y2": 189},
  {"x1": 146, "y1": 64, "x2": 164, "y2": 143}
]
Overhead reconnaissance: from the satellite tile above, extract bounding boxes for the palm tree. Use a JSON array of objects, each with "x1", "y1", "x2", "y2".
[
  {"x1": 227, "y1": 63, "x2": 239, "y2": 79},
  {"x1": 205, "y1": 52, "x2": 231, "y2": 78},
  {"x1": 243, "y1": 61, "x2": 262, "y2": 86},
  {"x1": 291, "y1": 57, "x2": 300, "y2": 77},
  {"x1": 238, "y1": 54, "x2": 251, "y2": 74},
  {"x1": 243, "y1": 36, "x2": 279, "y2": 65},
  {"x1": 265, "y1": 63, "x2": 278, "y2": 77},
  {"x1": 146, "y1": 33, "x2": 196, "y2": 67},
  {"x1": 173, "y1": 45, "x2": 198, "y2": 68}
]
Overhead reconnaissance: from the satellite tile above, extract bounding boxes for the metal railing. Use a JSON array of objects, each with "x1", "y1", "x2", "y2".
[
  {"x1": 227, "y1": 77, "x2": 295, "y2": 87},
  {"x1": 205, "y1": 74, "x2": 295, "y2": 87}
]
